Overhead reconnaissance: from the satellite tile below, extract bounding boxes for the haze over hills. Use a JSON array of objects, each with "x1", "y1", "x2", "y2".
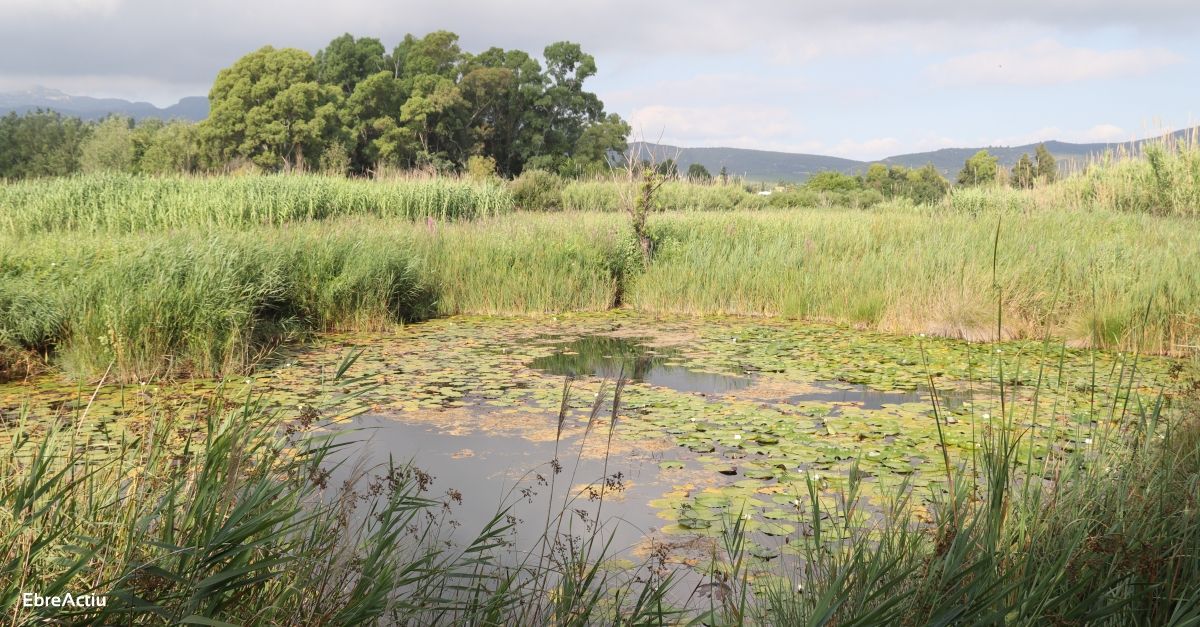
[
  {"x1": 2, "y1": 87, "x2": 1189, "y2": 182},
  {"x1": 0, "y1": 87, "x2": 208, "y2": 121}
]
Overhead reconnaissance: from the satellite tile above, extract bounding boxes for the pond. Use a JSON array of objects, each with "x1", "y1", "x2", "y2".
[{"x1": 0, "y1": 311, "x2": 1182, "y2": 574}]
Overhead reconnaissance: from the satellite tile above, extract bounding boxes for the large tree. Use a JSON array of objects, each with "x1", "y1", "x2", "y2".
[
  {"x1": 399, "y1": 74, "x2": 467, "y2": 167},
  {"x1": 461, "y1": 47, "x2": 547, "y2": 175},
  {"x1": 536, "y1": 41, "x2": 604, "y2": 164},
  {"x1": 0, "y1": 110, "x2": 90, "y2": 179},
  {"x1": 80, "y1": 116, "x2": 135, "y2": 173},
  {"x1": 315, "y1": 34, "x2": 387, "y2": 95},
  {"x1": 956, "y1": 149, "x2": 999, "y2": 186},
  {"x1": 342, "y1": 71, "x2": 408, "y2": 170},
  {"x1": 203, "y1": 46, "x2": 343, "y2": 171}
]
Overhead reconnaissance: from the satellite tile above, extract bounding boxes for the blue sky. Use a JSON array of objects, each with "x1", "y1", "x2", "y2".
[{"x1": 1, "y1": 0, "x2": 1196, "y2": 159}]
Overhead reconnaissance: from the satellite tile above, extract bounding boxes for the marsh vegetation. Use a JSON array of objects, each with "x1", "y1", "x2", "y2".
[{"x1": 3, "y1": 52, "x2": 1200, "y2": 622}]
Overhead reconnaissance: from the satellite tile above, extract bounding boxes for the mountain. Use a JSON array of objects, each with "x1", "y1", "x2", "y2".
[
  {"x1": 0, "y1": 87, "x2": 208, "y2": 121},
  {"x1": 629, "y1": 142, "x2": 863, "y2": 182},
  {"x1": 635, "y1": 131, "x2": 1193, "y2": 183}
]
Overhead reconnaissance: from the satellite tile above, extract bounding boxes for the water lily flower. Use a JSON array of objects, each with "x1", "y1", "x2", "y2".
[
  {"x1": 1083, "y1": 437, "x2": 1093, "y2": 445},
  {"x1": 733, "y1": 434, "x2": 742, "y2": 440}
]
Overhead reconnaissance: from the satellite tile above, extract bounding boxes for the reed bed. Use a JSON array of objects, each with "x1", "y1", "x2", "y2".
[
  {"x1": 3, "y1": 205, "x2": 1199, "y2": 381},
  {"x1": 0, "y1": 172, "x2": 513, "y2": 234}
]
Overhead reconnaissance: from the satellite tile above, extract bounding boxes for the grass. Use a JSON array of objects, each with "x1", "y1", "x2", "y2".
[
  {"x1": 0, "y1": 172, "x2": 513, "y2": 234},
  {"x1": 3, "y1": 205, "x2": 1199, "y2": 382},
  {"x1": 946, "y1": 137, "x2": 1200, "y2": 218},
  {"x1": 630, "y1": 208, "x2": 1200, "y2": 354}
]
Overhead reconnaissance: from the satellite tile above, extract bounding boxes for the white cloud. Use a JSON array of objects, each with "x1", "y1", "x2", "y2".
[
  {"x1": 985, "y1": 123, "x2": 1136, "y2": 146},
  {"x1": 928, "y1": 39, "x2": 1183, "y2": 86},
  {"x1": 627, "y1": 105, "x2": 806, "y2": 148}
]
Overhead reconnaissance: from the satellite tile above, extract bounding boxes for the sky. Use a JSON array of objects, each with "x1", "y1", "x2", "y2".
[{"x1": 1, "y1": 0, "x2": 1197, "y2": 160}]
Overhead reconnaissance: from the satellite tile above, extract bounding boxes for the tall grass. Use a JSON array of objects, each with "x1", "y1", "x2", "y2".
[
  {"x1": 630, "y1": 209, "x2": 1200, "y2": 353},
  {"x1": 947, "y1": 136, "x2": 1200, "y2": 218},
  {"x1": 0, "y1": 172, "x2": 513, "y2": 234},
  {"x1": 0, "y1": 225, "x2": 430, "y2": 380},
  {"x1": 561, "y1": 179, "x2": 759, "y2": 212},
  {"x1": 0, "y1": 215, "x2": 634, "y2": 381},
  {"x1": 3, "y1": 207, "x2": 1199, "y2": 381}
]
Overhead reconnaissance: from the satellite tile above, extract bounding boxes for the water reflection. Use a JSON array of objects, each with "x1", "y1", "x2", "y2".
[{"x1": 530, "y1": 335, "x2": 751, "y2": 394}]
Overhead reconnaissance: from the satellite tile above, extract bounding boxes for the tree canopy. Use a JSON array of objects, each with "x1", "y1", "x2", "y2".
[
  {"x1": 192, "y1": 32, "x2": 629, "y2": 176},
  {"x1": 956, "y1": 150, "x2": 999, "y2": 186},
  {"x1": 1036, "y1": 143, "x2": 1057, "y2": 183}
]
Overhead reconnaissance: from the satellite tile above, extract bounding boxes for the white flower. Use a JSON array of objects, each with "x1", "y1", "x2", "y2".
[
  {"x1": 733, "y1": 433, "x2": 742, "y2": 440},
  {"x1": 1083, "y1": 438, "x2": 1093, "y2": 445},
  {"x1": 868, "y1": 451, "x2": 880, "y2": 458},
  {"x1": 981, "y1": 413, "x2": 990, "y2": 420}
]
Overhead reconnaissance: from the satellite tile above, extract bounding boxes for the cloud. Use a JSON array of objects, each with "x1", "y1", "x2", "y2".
[
  {"x1": 627, "y1": 105, "x2": 807, "y2": 148},
  {"x1": 928, "y1": 40, "x2": 1183, "y2": 86},
  {"x1": 982, "y1": 123, "x2": 1138, "y2": 147},
  {"x1": 0, "y1": 0, "x2": 122, "y2": 16}
]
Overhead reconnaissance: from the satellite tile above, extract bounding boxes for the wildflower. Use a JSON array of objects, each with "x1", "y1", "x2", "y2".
[
  {"x1": 733, "y1": 433, "x2": 742, "y2": 440},
  {"x1": 1083, "y1": 437, "x2": 1093, "y2": 445}
]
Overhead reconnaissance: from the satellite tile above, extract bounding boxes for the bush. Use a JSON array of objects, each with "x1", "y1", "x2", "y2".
[{"x1": 510, "y1": 169, "x2": 563, "y2": 210}]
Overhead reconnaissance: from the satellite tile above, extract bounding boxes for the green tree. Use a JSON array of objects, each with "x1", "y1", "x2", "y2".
[
  {"x1": 461, "y1": 47, "x2": 547, "y2": 176},
  {"x1": 0, "y1": 110, "x2": 90, "y2": 178},
  {"x1": 315, "y1": 33, "x2": 387, "y2": 95},
  {"x1": 1036, "y1": 143, "x2": 1057, "y2": 183},
  {"x1": 394, "y1": 31, "x2": 463, "y2": 82},
  {"x1": 80, "y1": 116, "x2": 135, "y2": 172},
  {"x1": 203, "y1": 46, "x2": 343, "y2": 171},
  {"x1": 1011, "y1": 153, "x2": 1036, "y2": 189},
  {"x1": 138, "y1": 120, "x2": 201, "y2": 174},
  {"x1": 687, "y1": 163, "x2": 712, "y2": 181},
  {"x1": 572, "y1": 113, "x2": 629, "y2": 171},
  {"x1": 806, "y1": 170, "x2": 861, "y2": 192},
  {"x1": 904, "y1": 164, "x2": 950, "y2": 204},
  {"x1": 399, "y1": 74, "x2": 467, "y2": 168},
  {"x1": 956, "y1": 149, "x2": 999, "y2": 186},
  {"x1": 537, "y1": 41, "x2": 603, "y2": 163},
  {"x1": 342, "y1": 71, "x2": 408, "y2": 170}
]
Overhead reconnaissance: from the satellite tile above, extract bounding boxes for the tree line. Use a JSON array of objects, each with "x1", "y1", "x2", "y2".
[
  {"x1": 956, "y1": 144, "x2": 1058, "y2": 188},
  {"x1": 0, "y1": 31, "x2": 630, "y2": 180}
]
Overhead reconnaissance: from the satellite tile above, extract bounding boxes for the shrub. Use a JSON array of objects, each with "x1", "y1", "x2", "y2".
[{"x1": 510, "y1": 169, "x2": 563, "y2": 210}]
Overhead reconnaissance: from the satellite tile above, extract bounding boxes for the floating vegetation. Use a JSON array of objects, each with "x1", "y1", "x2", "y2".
[{"x1": 1, "y1": 311, "x2": 1188, "y2": 547}]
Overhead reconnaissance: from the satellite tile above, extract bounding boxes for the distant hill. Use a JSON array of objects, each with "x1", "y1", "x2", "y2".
[
  {"x1": 629, "y1": 142, "x2": 863, "y2": 183},
  {"x1": 635, "y1": 131, "x2": 1194, "y2": 183},
  {"x1": 0, "y1": 87, "x2": 208, "y2": 121}
]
